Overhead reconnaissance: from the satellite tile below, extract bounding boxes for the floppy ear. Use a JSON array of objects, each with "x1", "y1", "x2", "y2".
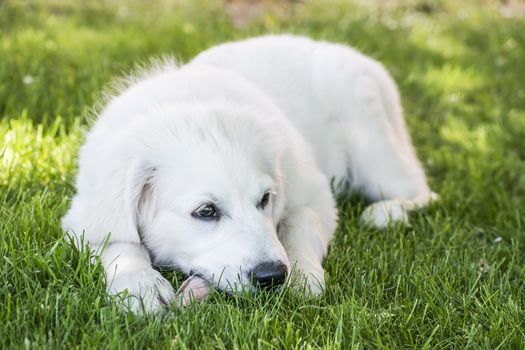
[
  {"x1": 135, "y1": 167, "x2": 158, "y2": 236},
  {"x1": 63, "y1": 157, "x2": 157, "y2": 247}
]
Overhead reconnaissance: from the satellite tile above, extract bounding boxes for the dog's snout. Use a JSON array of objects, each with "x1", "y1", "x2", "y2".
[{"x1": 250, "y1": 261, "x2": 288, "y2": 289}]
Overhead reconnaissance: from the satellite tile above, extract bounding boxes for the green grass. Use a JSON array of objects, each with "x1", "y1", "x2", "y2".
[{"x1": 1, "y1": 0, "x2": 524, "y2": 348}]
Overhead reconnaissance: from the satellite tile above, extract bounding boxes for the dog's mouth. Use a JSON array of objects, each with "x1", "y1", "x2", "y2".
[
  {"x1": 176, "y1": 269, "x2": 287, "y2": 307},
  {"x1": 186, "y1": 269, "x2": 254, "y2": 295}
]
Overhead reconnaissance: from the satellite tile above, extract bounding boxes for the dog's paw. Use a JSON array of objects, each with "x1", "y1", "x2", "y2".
[
  {"x1": 107, "y1": 268, "x2": 175, "y2": 315},
  {"x1": 288, "y1": 266, "x2": 325, "y2": 297},
  {"x1": 303, "y1": 271, "x2": 325, "y2": 296},
  {"x1": 360, "y1": 199, "x2": 409, "y2": 228}
]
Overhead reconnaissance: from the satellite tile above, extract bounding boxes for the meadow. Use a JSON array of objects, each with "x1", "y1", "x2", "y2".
[{"x1": 1, "y1": 0, "x2": 524, "y2": 348}]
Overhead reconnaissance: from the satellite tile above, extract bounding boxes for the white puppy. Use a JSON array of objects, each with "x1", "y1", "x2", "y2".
[{"x1": 62, "y1": 35, "x2": 436, "y2": 314}]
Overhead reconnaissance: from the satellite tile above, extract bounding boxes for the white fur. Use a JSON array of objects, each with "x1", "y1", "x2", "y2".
[{"x1": 62, "y1": 35, "x2": 435, "y2": 314}]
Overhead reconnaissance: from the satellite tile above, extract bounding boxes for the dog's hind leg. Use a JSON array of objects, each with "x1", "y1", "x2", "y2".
[
  {"x1": 352, "y1": 72, "x2": 437, "y2": 227},
  {"x1": 320, "y1": 63, "x2": 437, "y2": 228}
]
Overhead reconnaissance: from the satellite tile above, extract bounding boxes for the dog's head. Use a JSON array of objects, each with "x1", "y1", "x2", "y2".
[{"x1": 125, "y1": 102, "x2": 290, "y2": 292}]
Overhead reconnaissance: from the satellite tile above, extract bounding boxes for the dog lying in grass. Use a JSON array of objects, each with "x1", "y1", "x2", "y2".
[{"x1": 62, "y1": 35, "x2": 436, "y2": 314}]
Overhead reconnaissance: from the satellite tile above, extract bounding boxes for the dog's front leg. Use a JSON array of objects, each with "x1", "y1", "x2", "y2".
[
  {"x1": 278, "y1": 206, "x2": 334, "y2": 296},
  {"x1": 100, "y1": 242, "x2": 175, "y2": 314}
]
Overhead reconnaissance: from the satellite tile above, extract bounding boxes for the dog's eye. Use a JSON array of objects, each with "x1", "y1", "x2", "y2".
[
  {"x1": 258, "y1": 192, "x2": 271, "y2": 210},
  {"x1": 192, "y1": 203, "x2": 219, "y2": 220}
]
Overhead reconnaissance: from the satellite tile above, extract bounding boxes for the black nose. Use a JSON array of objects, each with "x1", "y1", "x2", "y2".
[{"x1": 250, "y1": 261, "x2": 288, "y2": 289}]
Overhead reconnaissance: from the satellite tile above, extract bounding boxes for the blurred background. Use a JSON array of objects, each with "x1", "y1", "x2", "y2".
[{"x1": 1, "y1": 0, "x2": 523, "y2": 125}]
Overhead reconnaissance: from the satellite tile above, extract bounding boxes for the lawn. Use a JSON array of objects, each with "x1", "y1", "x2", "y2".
[{"x1": 1, "y1": 0, "x2": 524, "y2": 348}]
